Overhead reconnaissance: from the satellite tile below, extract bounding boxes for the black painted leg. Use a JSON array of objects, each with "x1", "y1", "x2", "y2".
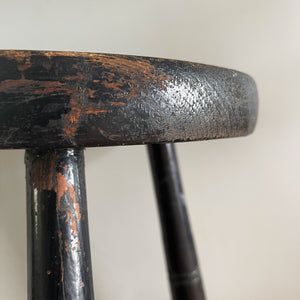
[
  {"x1": 25, "y1": 149, "x2": 94, "y2": 300},
  {"x1": 148, "y1": 144, "x2": 206, "y2": 300}
]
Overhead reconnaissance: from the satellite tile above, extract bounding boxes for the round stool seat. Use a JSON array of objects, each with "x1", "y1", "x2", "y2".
[{"x1": 0, "y1": 50, "x2": 258, "y2": 149}]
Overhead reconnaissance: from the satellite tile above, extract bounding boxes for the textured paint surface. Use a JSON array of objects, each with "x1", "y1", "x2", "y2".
[
  {"x1": 0, "y1": 50, "x2": 258, "y2": 149},
  {"x1": 26, "y1": 149, "x2": 94, "y2": 300}
]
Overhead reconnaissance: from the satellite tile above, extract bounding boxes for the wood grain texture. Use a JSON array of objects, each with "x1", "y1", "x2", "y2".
[{"x1": 0, "y1": 50, "x2": 258, "y2": 149}]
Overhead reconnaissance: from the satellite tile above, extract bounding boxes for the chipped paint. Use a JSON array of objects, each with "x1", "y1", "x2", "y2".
[
  {"x1": 63, "y1": 98, "x2": 83, "y2": 137},
  {"x1": 111, "y1": 101, "x2": 125, "y2": 106},
  {"x1": 26, "y1": 149, "x2": 94, "y2": 299},
  {"x1": 30, "y1": 152, "x2": 82, "y2": 253},
  {"x1": 0, "y1": 50, "x2": 258, "y2": 149},
  {"x1": 87, "y1": 88, "x2": 96, "y2": 98},
  {"x1": 63, "y1": 74, "x2": 85, "y2": 81},
  {"x1": 0, "y1": 79, "x2": 68, "y2": 95},
  {"x1": 85, "y1": 109, "x2": 109, "y2": 115}
]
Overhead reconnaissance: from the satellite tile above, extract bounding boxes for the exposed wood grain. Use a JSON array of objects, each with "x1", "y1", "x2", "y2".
[{"x1": 0, "y1": 50, "x2": 258, "y2": 149}]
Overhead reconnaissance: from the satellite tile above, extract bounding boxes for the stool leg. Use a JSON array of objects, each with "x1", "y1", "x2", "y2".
[
  {"x1": 25, "y1": 149, "x2": 94, "y2": 300},
  {"x1": 148, "y1": 144, "x2": 206, "y2": 300}
]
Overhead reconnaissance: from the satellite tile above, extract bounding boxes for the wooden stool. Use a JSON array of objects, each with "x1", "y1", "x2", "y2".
[{"x1": 0, "y1": 50, "x2": 258, "y2": 300}]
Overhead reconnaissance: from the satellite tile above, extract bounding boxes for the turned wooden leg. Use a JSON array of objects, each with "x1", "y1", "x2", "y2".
[
  {"x1": 148, "y1": 143, "x2": 206, "y2": 300},
  {"x1": 25, "y1": 149, "x2": 94, "y2": 300}
]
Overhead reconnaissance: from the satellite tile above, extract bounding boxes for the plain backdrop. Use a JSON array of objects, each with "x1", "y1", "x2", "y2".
[{"x1": 0, "y1": 0, "x2": 299, "y2": 299}]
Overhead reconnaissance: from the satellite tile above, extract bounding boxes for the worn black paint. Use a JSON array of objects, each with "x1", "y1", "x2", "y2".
[
  {"x1": 148, "y1": 144, "x2": 206, "y2": 300},
  {"x1": 0, "y1": 50, "x2": 259, "y2": 300},
  {"x1": 0, "y1": 50, "x2": 258, "y2": 149},
  {"x1": 25, "y1": 148, "x2": 94, "y2": 300}
]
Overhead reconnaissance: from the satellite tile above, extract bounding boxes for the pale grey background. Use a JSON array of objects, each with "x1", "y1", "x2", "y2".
[{"x1": 0, "y1": 0, "x2": 299, "y2": 299}]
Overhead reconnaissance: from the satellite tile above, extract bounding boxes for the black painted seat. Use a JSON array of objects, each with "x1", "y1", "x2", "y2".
[
  {"x1": 0, "y1": 50, "x2": 257, "y2": 149},
  {"x1": 0, "y1": 50, "x2": 258, "y2": 300}
]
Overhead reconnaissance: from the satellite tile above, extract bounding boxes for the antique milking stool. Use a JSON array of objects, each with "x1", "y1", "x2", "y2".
[{"x1": 0, "y1": 50, "x2": 258, "y2": 300}]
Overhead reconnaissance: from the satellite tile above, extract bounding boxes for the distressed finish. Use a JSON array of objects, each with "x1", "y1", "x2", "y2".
[
  {"x1": 0, "y1": 50, "x2": 259, "y2": 300},
  {"x1": 26, "y1": 149, "x2": 94, "y2": 300},
  {"x1": 148, "y1": 144, "x2": 206, "y2": 300},
  {"x1": 0, "y1": 50, "x2": 258, "y2": 149}
]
